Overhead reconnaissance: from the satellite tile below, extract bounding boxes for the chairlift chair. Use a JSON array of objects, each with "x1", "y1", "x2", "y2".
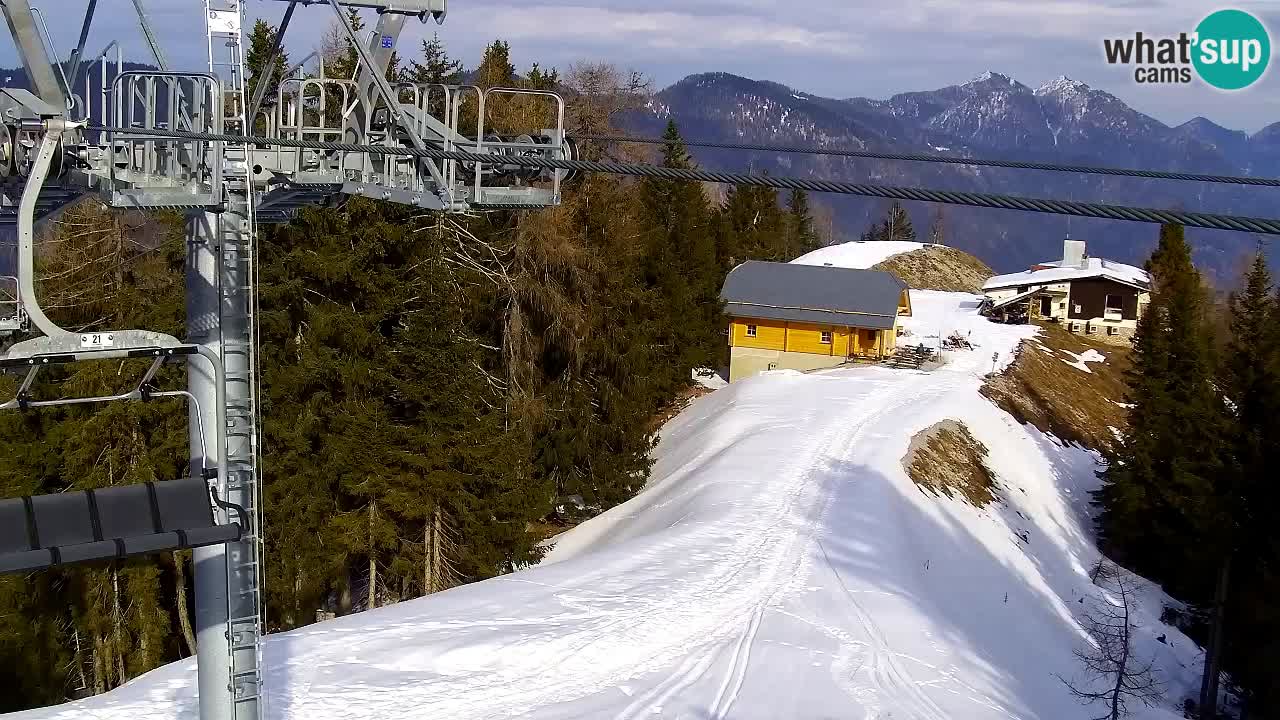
[{"x1": 0, "y1": 477, "x2": 243, "y2": 574}]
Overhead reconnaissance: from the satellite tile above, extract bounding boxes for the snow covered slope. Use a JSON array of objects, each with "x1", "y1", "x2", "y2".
[
  {"x1": 13, "y1": 292, "x2": 1201, "y2": 720},
  {"x1": 791, "y1": 240, "x2": 924, "y2": 269}
]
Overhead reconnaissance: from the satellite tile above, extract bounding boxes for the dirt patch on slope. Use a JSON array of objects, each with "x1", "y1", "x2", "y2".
[
  {"x1": 904, "y1": 420, "x2": 998, "y2": 507},
  {"x1": 647, "y1": 384, "x2": 715, "y2": 435},
  {"x1": 872, "y1": 245, "x2": 994, "y2": 293},
  {"x1": 980, "y1": 322, "x2": 1131, "y2": 454}
]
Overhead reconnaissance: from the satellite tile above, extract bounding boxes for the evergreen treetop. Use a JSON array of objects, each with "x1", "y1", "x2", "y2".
[
  {"x1": 407, "y1": 33, "x2": 464, "y2": 86},
  {"x1": 245, "y1": 20, "x2": 289, "y2": 112}
]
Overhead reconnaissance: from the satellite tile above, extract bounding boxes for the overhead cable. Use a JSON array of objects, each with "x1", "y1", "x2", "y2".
[
  {"x1": 97, "y1": 126, "x2": 1280, "y2": 236},
  {"x1": 576, "y1": 133, "x2": 1280, "y2": 188}
]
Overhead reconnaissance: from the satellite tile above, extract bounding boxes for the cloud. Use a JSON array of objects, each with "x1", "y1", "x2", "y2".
[{"x1": 437, "y1": 5, "x2": 865, "y2": 57}]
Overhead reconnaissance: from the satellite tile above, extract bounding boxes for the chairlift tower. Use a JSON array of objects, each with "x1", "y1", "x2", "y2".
[{"x1": 0, "y1": 2, "x2": 573, "y2": 720}]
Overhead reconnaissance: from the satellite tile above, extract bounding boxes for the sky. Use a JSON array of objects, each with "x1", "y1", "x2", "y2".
[{"x1": 6, "y1": 0, "x2": 1280, "y2": 133}]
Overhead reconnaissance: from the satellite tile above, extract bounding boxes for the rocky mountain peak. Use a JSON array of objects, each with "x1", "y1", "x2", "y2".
[
  {"x1": 966, "y1": 71, "x2": 1016, "y2": 87},
  {"x1": 1035, "y1": 75, "x2": 1090, "y2": 97}
]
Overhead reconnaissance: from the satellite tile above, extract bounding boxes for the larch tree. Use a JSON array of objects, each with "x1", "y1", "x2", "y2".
[
  {"x1": 1061, "y1": 561, "x2": 1164, "y2": 720},
  {"x1": 927, "y1": 206, "x2": 946, "y2": 245}
]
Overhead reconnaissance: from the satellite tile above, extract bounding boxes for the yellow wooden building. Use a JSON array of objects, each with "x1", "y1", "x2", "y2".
[{"x1": 720, "y1": 261, "x2": 911, "y2": 382}]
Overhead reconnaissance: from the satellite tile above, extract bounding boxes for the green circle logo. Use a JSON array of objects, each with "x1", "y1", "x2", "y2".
[{"x1": 1193, "y1": 9, "x2": 1271, "y2": 90}]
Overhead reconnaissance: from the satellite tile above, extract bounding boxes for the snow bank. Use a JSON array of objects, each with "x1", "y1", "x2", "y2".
[
  {"x1": 1060, "y1": 348, "x2": 1107, "y2": 374},
  {"x1": 692, "y1": 367, "x2": 728, "y2": 390},
  {"x1": 12, "y1": 292, "x2": 1200, "y2": 720},
  {"x1": 791, "y1": 240, "x2": 924, "y2": 270}
]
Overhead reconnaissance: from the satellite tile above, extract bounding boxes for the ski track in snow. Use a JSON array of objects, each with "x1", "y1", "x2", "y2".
[{"x1": 11, "y1": 291, "x2": 1203, "y2": 720}]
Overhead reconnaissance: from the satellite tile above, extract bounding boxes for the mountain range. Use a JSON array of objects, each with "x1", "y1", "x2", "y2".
[
  {"x1": 3, "y1": 65, "x2": 1277, "y2": 279},
  {"x1": 628, "y1": 71, "x2": 1280, "y2": 278}
]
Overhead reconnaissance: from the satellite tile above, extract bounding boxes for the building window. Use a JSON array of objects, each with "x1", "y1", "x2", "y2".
[
  {"x1": 820, "y1": 330, "x2": 833, "y2": 344},
  {"x1": 1073, "y1": 304, "x2": 1082, "y2": 314},
  {"x1": 745, "y1": 324, "x2": 757, "y2": 338},
  {"x1": 1105, "y1": 294, "x2": 1124, "y2": 310}
]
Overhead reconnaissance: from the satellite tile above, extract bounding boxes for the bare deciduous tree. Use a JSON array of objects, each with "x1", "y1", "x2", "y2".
[
  {"x1": 927, "y1": 205, "x2": 946, "y2": 246},
  {"x1": 561, "y1": 62, "x2": 651, "y2": 161},
  {"x1": 1061, "y1": 561, "x2": 1164, "y2": 720}
]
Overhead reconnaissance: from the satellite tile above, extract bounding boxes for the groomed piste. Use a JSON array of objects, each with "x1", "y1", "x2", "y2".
[{"x1": 13, "y1": 277, "x2": 1203, "y2": 720}]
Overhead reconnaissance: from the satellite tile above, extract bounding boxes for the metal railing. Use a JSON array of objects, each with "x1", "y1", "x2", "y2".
[
  {"x1": 107, "y1": 70, "x2": 222, "y2": 206},
  {"x1": 0, "y1": 275, "x2": 22, "y2": 333},
  {"x1": 264, "y1": 76, "x2": 571, "y2": 209}
]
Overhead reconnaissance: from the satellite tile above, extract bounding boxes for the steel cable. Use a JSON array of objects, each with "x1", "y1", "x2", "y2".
[
  {"x1": 97, "y1": 126, "x2": 1280, "y2": 235},
  {"x1": 577, "y1": 133, "x2": 1280, "y2": 188}
]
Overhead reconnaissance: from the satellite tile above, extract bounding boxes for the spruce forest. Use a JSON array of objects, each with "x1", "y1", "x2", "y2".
[
  {"x1": 0, "y1": 24, "x2": 822, "y2": 710},
  {"x1": 1096, "y1": 225, "x2": 1280, "y2": 717}
]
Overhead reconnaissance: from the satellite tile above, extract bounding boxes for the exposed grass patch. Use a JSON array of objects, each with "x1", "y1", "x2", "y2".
[
  {"x1": 873, "y1": 245, "x2": 994, "y2": 293},
  {"x1": 980, "y1": 321, "x2": 1131, "y2": 454},
  {"x1": 904, "y1": 420, "x2": 999, "y2": 507}
]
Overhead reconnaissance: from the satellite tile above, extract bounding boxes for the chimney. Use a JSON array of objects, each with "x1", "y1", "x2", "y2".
[{"x1": 1063, "y1": 237, "x2": 1086, "y2": 268}]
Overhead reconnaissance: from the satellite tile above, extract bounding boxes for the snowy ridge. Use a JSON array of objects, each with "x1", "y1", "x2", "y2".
[
  {"x1": 1035, "y1": 75, "x2": 1090, "y2": 99},
  {"x1": 12, "y1": 293, "x2": 1200, "y2": 720},
  {"x1": 790, "y1": 240, "x2": 924, "y2": 269}
]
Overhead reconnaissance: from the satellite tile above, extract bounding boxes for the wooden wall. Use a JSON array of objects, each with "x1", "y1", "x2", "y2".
[
  {"x1": 1067, "y1": 278, "x2": 1141, "y2": 321},
  {"x1": 729, "y1": 317, "x2": 890, "y2": 358}
]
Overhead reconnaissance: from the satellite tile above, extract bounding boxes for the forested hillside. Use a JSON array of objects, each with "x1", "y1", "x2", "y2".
[
  {"x1": 0, "y1": 26, "x2": 823, "y2": 711},
  {"x1": 1092, "y1": 226, "x2": 1280, "y2": 717}
]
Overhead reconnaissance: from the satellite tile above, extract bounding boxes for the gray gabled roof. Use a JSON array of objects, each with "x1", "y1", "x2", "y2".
[{"x1": 720, "y1": 261, "x2": 907, "y2": 330}]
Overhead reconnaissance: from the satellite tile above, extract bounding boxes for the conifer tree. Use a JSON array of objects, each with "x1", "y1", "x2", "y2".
[
  {"x1": 637, "y1": 120, "x2": 721, "y2": 388},
  {"x1": 860, "y1": 219, "x2": 884, "y2": 242},
  {"x1": 784, "y1": 189, "x2": 821, "y2": 260},
  {"x1": 406, "y1": 33, "x2": 463, "y2": 117},
  {"x1": 408, "y1": 33, "x2": 464, "y2": 85},
  {"x1": 0, "y1": 203, "x2": 190, "y2": 706},
  {"x1": 339, "y1": 9, "x2": 364, "y2": 75},
  {"x1": 474, "y1": 40, "x2": 516, "y2": 88},
  {"x1": 722, "y1": 183, "x2": 785, "y2": 261},
  {"x1": 1095, "y1": 223, "x2": 1227, "y2": 599},
  {"x1": 1223, "y1": 254, "x2": 1276, "y2": 543},
  {"x1": 882, "y1": 201, "x2": 916, "y2": 242},
  {"x1": 1215, "y1": 253, "x2": 1280, "y2": 716},
  {"x1": 0, "y1": 39, "x2": 778, "y2": 710},
  {"x1": 245, "y1": 20, "x2": 289, "y2": 120}
]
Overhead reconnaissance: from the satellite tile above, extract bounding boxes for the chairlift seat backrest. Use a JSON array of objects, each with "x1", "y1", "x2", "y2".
[{"x1": 0, "y1": 478, "x2": 241, "y2": 574}]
